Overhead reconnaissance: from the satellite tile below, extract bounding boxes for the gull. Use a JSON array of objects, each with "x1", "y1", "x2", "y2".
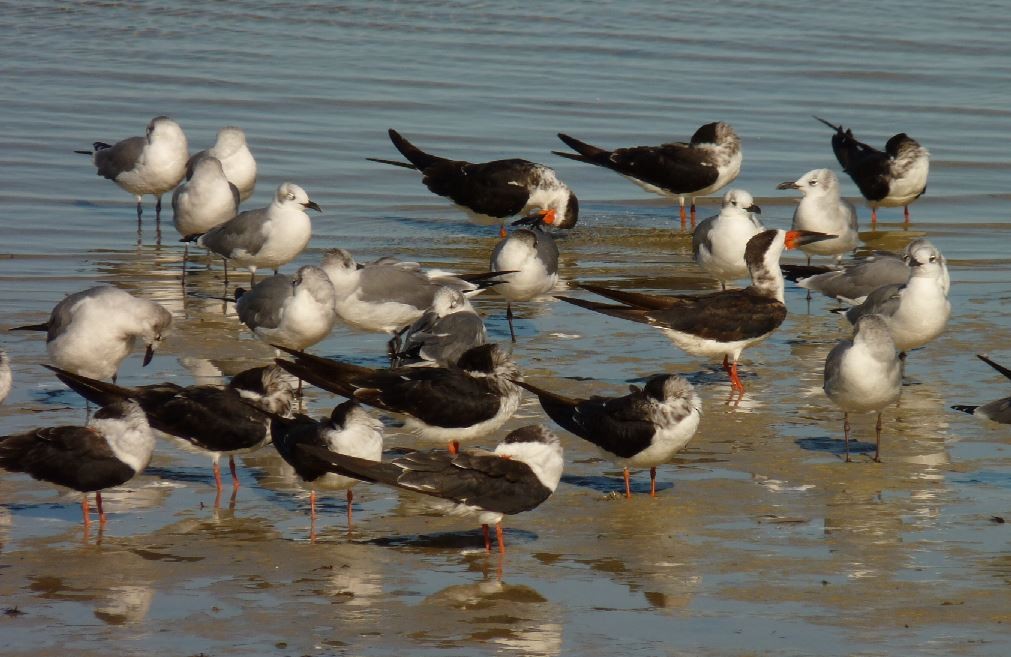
[
  {"x1": 48, "y1": 365, "x2": 294, "y2": 494},
  {"x1": 187, "y1": 126, "x2": 257, "y2": 202},
  {"x1": 490, "y1": 210, "x2": 561, "y2": 341},
  {"x1": 559, "y1": 230, "x2": 834, "y2": 393},
  {"x1": 845, "y1": 240, "x2": 950, "y2": 354},
  {"x1": 554, "y1": 122, "x2": 742, "y2": 228},
  {"x1": 777, "y1": 168, "x2": 859, "y2": 265},
  {"x1": 395, "y1": 287, "x2": 487, "y2": 368},
  {"x1": 183, "y1": 182, "x2": 321, "y2": 286},
  {"x1": 369, "y1": 129, "x2": 578, "y2": 235},
  {"x1": 275, "y1": 343, "x2": 521, "y2": 454},
  {"x1": 299, "y1": 424, "x2": 564, "y2": 554},
  {"x1": 0, "y1": 400, "x2": 154, "y2": 526},
  {"x1": 268, "y1": 400, "x2": 384, "y2": 530},
  {"x1": 952, "y1": 354, "x2": 1011, "y2": 424},
  {"x1": 11, "y1": 286, "x2": 172, "y2": 381},
  {"x1": 76, "y1": 115, "x2": 189, "y2": 236},
  {"x1": 517, "y1": 373, "x2": 702, "y2": 498},
  {"x1": 814, "y1": 117, "x2": 929, "y2": 224},
  {"x1": 823, "y1": 314, "x2": 902, "y2": 462},
  {"x1": 692, "y1": 189, "x2": 765, "y2": 290},
  {"x1": 235, "y1": 265, "x2": 337, "y2": 352},
  {"x1": 172, "y1": 155, "x2": 239, "y2": 277}
]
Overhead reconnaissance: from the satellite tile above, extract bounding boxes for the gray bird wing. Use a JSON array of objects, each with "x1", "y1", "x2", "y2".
[
  {"x1": 201, "y1": 207, "x2": 269, "y2": 257},
  {"x1": 846, "y1": 283, "x2": 903, "y2": 324},
  {"x1": 691, "y1": 216, "x2": 717, "y2": 259},
  {"x1": 236, "y1": 275, "x2": 294, "y2": 329},
  {"x1": 532, "y1": 229, "x2": 560, "y2": 276},
  {"x1": 358, "y1": 265, "x2": 438, "y2": 309},
  {"x1": 94, "y1": 136, "x2": 146, "y2": 180},
  {"x1": 403, "y1": 312, "x2": 487, "y2": 366}
]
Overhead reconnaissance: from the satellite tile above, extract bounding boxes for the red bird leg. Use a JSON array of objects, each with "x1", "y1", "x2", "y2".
[
  {"x1": 843, "y1": 413, "x2": 851, "y2": 463},
  {"x1": 346, "y1": 489, "x2": 354, "y2": 527},
  {"x1": 650, "y1": 467, "x2": 657, "y2": 497},
  {"x1": 212, "y1": 461, "x2": 224, "y2": 492},
  {"x1": 310, "y1": 489, "x2": 317, "y2": 519},
  {"x1": 729, "y1": 360, "x2": 745, "y2": 393},
  {"x1": 483, "y1": 524, "x2": 492, "y2": 552},
  {"x1": 229, "y1": 456, "x2": 240, "y2": 489},
  {"x1": 870, "y1": 208, "x2": 878, "y2": 225},
  {"x1": 81, "y1": 496, "x2": 91, "y2": 527},
  {"x1": 448, "y1": 440, "x2": 460, "y2": 455},
  {"x1": 623, "y1": 466, "x2": 632, "y2": 499},
  {"x1": 96, "y1": 491, "x2": 107, "y2": 525},
  {"x1": 679, "y1": 199, "x2": 687, "y2": 229},
  {"x1": 499, "y1": 223, "x2": 507, "y2": 239},
  {"x1": 496, "y1": 523, "x2": 505, "y2": 555},
  {"x1": 690, "y1": 201, "x2": 697, "y2": 229},
  {"x1": 722, "y1": 355, "x2": 732, "y2": 374},
  {"x1": 903, "y1": 205, "x2": 910, "y2": 223}
]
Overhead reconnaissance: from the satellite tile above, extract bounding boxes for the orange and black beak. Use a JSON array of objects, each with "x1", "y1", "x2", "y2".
[
  {"x1": 511, "y1": 208, "x2": 556, "y2": 228},
  {"x1": 784, "y1": 230, "x2": 836, "y2": 250}
]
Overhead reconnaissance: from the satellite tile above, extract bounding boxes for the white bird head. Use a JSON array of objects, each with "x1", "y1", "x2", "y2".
[
  {"x1": 211, "y1": 126, "x2": 248, "y2": 158},
  {"x1": 721, "y1": 188, "x2": 761, "y2": 215},
  {"x1": 274, "y1": 182, "x2": 321, "y2": 213},
  {"x1": 777, "y1": 168, "x2": 840, "y2": 198}
]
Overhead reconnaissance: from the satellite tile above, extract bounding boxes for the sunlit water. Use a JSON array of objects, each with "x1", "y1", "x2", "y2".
[{"x1": 1, "y1": 2, "x2": 1010, "y2": 656}]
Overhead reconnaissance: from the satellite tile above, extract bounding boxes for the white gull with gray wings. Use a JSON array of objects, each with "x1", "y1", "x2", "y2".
[
  {"x1": 396, "y1": 287, "x2": 487, "y2": 368},
  {"x1": 187, "y1": 126, "x2": 257, "y2": 202},
  {"x1": 778, "y1": 168, "x2": 859, "y2": 264},
  {"x1": 235, "y1": 265, "x2": 337, "y2": 352},
  {"x1": 692, "y1": 189, "x2": 765, "y2": 289}
]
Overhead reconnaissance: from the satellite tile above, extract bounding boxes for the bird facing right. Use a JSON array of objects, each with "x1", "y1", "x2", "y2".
[
  {"x1": 823, "y1": 314, "x2": 902, "y2": 462},
  {"x1": 692, "y1": 188, "x2": 765, "y2": 289},
  {"x1": 187, "y1": 126, "x2": 257, "y2": 202}
]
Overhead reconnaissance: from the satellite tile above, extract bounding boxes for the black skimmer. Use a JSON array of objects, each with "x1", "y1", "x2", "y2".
[
  {"x1": 75, "y1": 116, "x2": 189, "y2": 238},
  {"x1": 490, "y1": 211, "x2": 561, "y2": 341},
  {"x1": 845, "y1": 241, "x2": 950, "y2": 354},
  {"x1": 692, "y1": 189, "x2": 765, "y2": 290},
  {"x1": 553, "y1": 122, "x2": 741, "y2": 229},
  {"x1": 274, "y1": 343, "x2": 522, "y2": 454},
  {"x1": 182, "y1": 182, "x2": 321, "y2": 286},
  {"x1": 47, "y1": 364, "x2": 294, "y2": 494},
  {"x1": 814, "y1": 116, "x2": 929, "y2": 225},
  {"x1": 299, "y1": 424, "x2": 564, "y2": 554},
  {"x1": 823, "y1": 314, "x2": 902, "y2": 462},
  {"x1": 269, "y1": 400, "x2": 384, "y2": 530},
  {"x1": 11, "y1": 285, "x2": 172, "y2": 381},
  {"x1": 782, "y1": 237, "x2": 948, "y2": 304},
  {"x1": 369, "y1": 128, "x2": 579, "y2": 236},
  {"x1": 0, "y1": 349, "x2": 11, "y2": 404},
  {"x1": 0, "y1": 399, "x2": 155, "y2": 526},
  {"x1": 517, "y1": 374, "x2": 701, "y2": 498},
  {"x1": 395, "y1": 287, "x2": 487, "y2": 368},
  {"x1": 953, "y1": 354, "x2": 1011, "y2": 424},
  {"x1": 186, "y1": 126, "x2": 256, "y2": 202},
  {"x1": 777, "y1": 169, "x2": 859, "y2": 265},
  {"x1": 235, "y1": 265, "x2": 337, "y2": 352},
  {"x1": 558, "y1": 229, "x2": 834, "y2": 393}
]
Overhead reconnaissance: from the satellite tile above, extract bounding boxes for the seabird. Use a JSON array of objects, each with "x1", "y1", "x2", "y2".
[
  {"x1": 47, "y1": 365, "x2": 294, "y2": 494},
  {"x1": 183, "y1": 182, "x2": 321, "y2": 286},
  {"x1": 186, "y1": 126, "x2": 257, "y2": 202},
  {"x1": 75, "y1": 115, "x2": 189, "y2": 235},
  {"x1": 298, "y1": 424, "x2": 564, "y2": 554},
  {"x1": 172, "y1": 155, "x2": 240, "y2": 278},
  {"x1": 517, "y1": 373, "x2": 701, "y2": 498},
  {"x1": 558, "y1": 229, "x2": 834, "y2": 393},
  {"x1": 0, "y1": 349, "x2": 11, "y2": 404},
  {"x1": 823, "y1": 314, "x2": 902, "y2": 462},
  {"x1": 369, "y1": 129, "x2": 579, "y2": 235},
  {"x1": 845, "y1": 240, "x2": 950, "y2": 354},
  {"x1": 814, "y1": 116, "x2": 929, "y2": 224},
  {"x1": 11, "y1": 285, "x2": 172, "y2": 381},
  {"x1": 268, "y1": 400, "x2": 384, "y2": 530},
  {"x1": 0, "y1": 399, "x2": 155, "y2": 526},
  {"x1": 777, "y1": 168, "x2": 859, "y2": 265},
  {"x1": 952, "y1": 354, "x2": 1011, "y2": 424},
  {"x1": 692, "y1": 189, "x2": 765, "y2": 290},
  {"x1": 274, "y1": 343, "x2": 522, "y2": 454},
  {"x1": 489, "y1": 210, "x2": 561, "y2": 341},
  {"x1": 395, "y1": 287, "x2": 487, "y2": 368},
  {"x1": 235, "y1": 265, "x2": 337, "y2": 352},
  {"x1": 553, "y1": 122, "x2": 742, "y2": 228}
]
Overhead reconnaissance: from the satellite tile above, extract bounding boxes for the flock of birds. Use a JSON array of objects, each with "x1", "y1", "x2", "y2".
[{"x1": 0, "y1": 115, "x2": 1006, "y2": 555}]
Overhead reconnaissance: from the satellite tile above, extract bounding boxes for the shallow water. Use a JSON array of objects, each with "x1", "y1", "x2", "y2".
[{"x1": 1, "y1": 2, "x2": 1010, "y2": 656}]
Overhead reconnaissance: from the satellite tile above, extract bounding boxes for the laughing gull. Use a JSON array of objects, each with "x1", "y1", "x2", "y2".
[
  {"x1": 692, "y1": 189, "x2": 765, "y2": 290},
  {"x1": 490, "y1": 210, "x2": 561, "y2": 341},
  {"x1": 235, "y1": 265, "x2": 337, "y2": 352},
  {"x1": 275, "y1": 343, "x2": 522, "y2": 454},
  {"x1": 518, "y1": 373, "x2": 701, "y2": 498},
  {"x1": 823, "y1": 314, "x2": 902, "y2": 462},
  {"x1": 559, "y1": 230, "x2": 835, "y2": 393},
  {"x1": 268, "y1": 400, "x2": 384, "y2": 528},
  {"x1": 845, "y1": 240, "x2": 950, "y2": 354},
  {"x1": 172, "y1": 155, "x2": 240, "y2": 278},
  {"x1": 48, "y1": 365, "x2": 294, "y2": 494},
  {"x1": 0, "y1": 399, "x2": 154, "y2": 526},
  {"x1": 814, "y1": 117, "x2": 929, "y2": 224},
  {"x1": 777, "y1": 169, "x2": 859, "y2": 265},
  {"x1": 299, "y1": 424, "x2": 564, "y2": 554},
  {"x1": 184, "y1": 182, "x2": 321, "y2": 286},
  {"x1": 0, "y1": 349, "x2": 10, "y2": 404},
  {"x1": 554, "y1": 122, "x2": 742, "y2": 228},
  {"x1": 369, "y1": 129, "x2": 578, "y2": 235},
  {"x1": 187, "y1": 126, "x2": 257, "y2": 202},
  {"x1": 784, "y1": 237, "x2": 949, "y2": 304},
  {"x1": 952, "y1": 354, "x2": 1011, "y2": 424},
  {"x1": 395, "y1": 287, "x2": 487, "y2": 368},
  {"x1": 11, "y1": 286, "x2": 172, "y2": 381},
  {"x1": 76, "y1": 116, "x2": 189, "y2": 235}
]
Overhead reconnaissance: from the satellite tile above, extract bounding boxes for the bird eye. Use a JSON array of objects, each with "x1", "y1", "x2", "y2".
[
  {"x1": 809, "y1": 179, "x2": 818, "y2": 186},
  {"x1": 286, "y1": 193, "x2": 295, "y2": 201},
  {"x1": 929, "y1": 255, "x2": 936, "y2": 262}
]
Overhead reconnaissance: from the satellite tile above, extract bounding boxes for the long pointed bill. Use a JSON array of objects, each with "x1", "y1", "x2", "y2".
[
  {"x1": 784, "y1": 230, "x2": 836, "y2": 250},
  {"x1": 511, "y1": 208, "x2": 556, "y2": 227},
  {"x1": 303, "y1": 200, "x2": 323, "y2": 212},
  {"x1": 143, "y1": 344, "x2": 155, "y2": 366},
  {"x1": 746, "y1": 204, "x2": 762, "y2": 214}
]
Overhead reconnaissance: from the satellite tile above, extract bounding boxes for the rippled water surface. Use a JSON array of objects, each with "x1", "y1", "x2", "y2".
[{"x1": 2, "y1": 2, "x2": 1010, "y2": 656}]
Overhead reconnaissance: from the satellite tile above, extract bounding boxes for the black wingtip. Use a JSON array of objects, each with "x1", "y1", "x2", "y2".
[
  {"x1": 9, "y1": 322, "x2": 49, "y2": 332},
  {"x1": 977, "y1": 353, "x2": 1011, "y2": 381},
  {"x1": 951, "y1": 404, "x2": 978, "y2": 415},
  {"x1": 812, "y1": 115, "x2": 841, "y2": 132}
]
